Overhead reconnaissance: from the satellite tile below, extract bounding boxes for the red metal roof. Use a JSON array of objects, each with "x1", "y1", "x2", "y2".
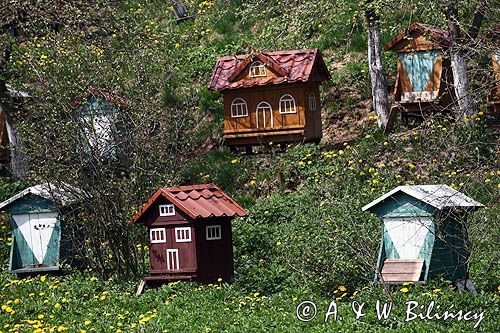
[
  {"x1": 208, "y1": 48, "x2": 331, "y2": 91},
  {"x1": 385, "y1": 22, "x2": 451, "y2": 51},
  {"x1": 129, "y1": 184, "x2": 248, "y2": 224}
]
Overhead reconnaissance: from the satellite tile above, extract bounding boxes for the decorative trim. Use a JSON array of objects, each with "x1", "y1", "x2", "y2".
[
  {"x1": 159, "y1": 204, "x2": 175, "y2": 216},
  {"x1": 150, "y1": 228, "x2": 166, "y2": 244},
  {"x1": 249, "y1": 61, "x2": 267, "y2": 77},
  {"x1": 231, "y1": 98, "x2": 249, "y2": 118},
  {"x1": 309, "y1": 92, "x2": 316, "y2": 111},
  {"x1": 175, "y1": 227, "x2": 192, "y2": 243},
  {"x1": 206, "y1": 225, "x2": 221, "y2": 240},
  {"x1": 279, "y1": 94, "x2": 297, "y2": 114},
  {"x1": 256, "y1": 101, "x2": 273, "y2": 128},
  {"x1": 166, "y1": 249, "x2": 179, "y2": 270}
]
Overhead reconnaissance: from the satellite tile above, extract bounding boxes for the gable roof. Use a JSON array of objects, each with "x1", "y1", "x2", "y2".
[
  {"x1": 208, "y1": 48, "x2": 331, "y2": 91},
  {"x1": 130, "y1": 184, "x2": 248, "y2": 224},
  {"x1": 72, "y1": 87, "x2": 130, "y2": 107},
  {"x1": 362, "y1": 185, "x2": 484, "y2": 212},
  {"x1": 0, "y1": 183, "x2": 79, "y2": 210},
  {"x1": 385, "y1": 22, "x2": 451, "y2": 51}
]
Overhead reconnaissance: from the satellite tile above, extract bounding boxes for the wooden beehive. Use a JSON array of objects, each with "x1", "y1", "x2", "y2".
[
  {"x1": 209, "y1": 49, "x2": 330, "y2": 147},
  {"x1": 362, "y1": 185, "x2": 484, "y2": 284},
  {"x1": 130, "y1": 184, "x2": 248, "y2": 284},
  {"x1": 73, "y1": 88, "x2": 129, "y2": 165},
  {"x1": 385, "y1": 23, "x2": 454, "y2": 125},
  {"x1": 0, "y1": 184, "x2": 78, "y2": 275}
]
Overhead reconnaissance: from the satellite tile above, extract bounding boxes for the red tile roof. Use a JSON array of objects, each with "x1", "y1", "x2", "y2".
[
  {"x1": 385, "y1": 22, "x2": 451, "y2": 51},
  {"x1": 129, "y1": 184, "x2": 248, "y2": 224},
  {"x1": 208, "y1": 48, "x2": 331, "y2": 91}
]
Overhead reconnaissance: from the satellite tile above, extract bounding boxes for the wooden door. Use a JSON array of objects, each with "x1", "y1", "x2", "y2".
[
  {"x1": 11, "y1": 212, "x2": 60, "y2": 270},
  {"x1": 383, "y1": 217, "x2": 433, "y2": 259},
  {"x1": 166, "y1": 249, "x2": 179, "y2": 270},
  {"x1": 256, "y1": 102, "x2": 273, "y2": 129},
  {"x1": 164, "y1": 226, "x2": 196, "y2": 272}
]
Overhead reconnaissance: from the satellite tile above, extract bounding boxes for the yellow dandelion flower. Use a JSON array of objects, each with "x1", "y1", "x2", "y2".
[{"x1": 400, "y1": 287, "x2": 409, "y2": 293}]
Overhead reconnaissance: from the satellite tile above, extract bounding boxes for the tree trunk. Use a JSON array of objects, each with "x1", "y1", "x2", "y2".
[
  {"x1": 449, "y1": 51, "x2": 477, "y2": 117},
  {"x1": 0, "y1": 82, "x2": 29, "y2": 179},
  {"x1": 443, "y1": 0, "x2": 479, "y2": 117},
  {"x1": 365, "y1": 3, "x2": 391, "y2": 129}
]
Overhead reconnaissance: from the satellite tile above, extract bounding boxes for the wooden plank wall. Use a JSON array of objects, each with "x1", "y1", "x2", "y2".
[{"x1": 223, "y1": 84, "x2": 307, "y2": 134}]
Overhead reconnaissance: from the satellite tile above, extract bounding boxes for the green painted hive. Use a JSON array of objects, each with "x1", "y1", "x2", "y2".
[
  {"x1": 0, "y1": 184, "x2": 76, "y2": 275},
  {"x1": 362, "y1": 185, "x2": 484, "y2": 284}
]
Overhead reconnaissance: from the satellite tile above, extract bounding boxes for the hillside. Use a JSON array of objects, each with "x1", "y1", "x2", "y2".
[{"x1": 0, "y1": 0, "x2": 499, "y2": 332}]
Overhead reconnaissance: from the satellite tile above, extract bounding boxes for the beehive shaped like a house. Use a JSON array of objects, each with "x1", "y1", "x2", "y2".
[
  {"x1": 130, "y1": 184, "x2": 248, "y2": 284},
  {"x1": 362, "y1": 185, "x2": 484, "y2": 284},
  {"x1": 386, "y1": 23, "x2": 454, "y2": 122},
  {"x1": 209, "y1": 49, "x2": 330, "y2": 147}
]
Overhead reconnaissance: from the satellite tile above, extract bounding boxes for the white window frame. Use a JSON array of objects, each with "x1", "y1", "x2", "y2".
[
  {"x1": 159, "y1": 204, "x2": 175, "y2": 217},
  {"x1": 249, "y1": 61, "x2": 267, "y2": 77},
  {"x1": 175, "y1": 227, "x2": 192, "y2": 243},
  {"x1": 256, "y1": 101, "x2": 274, "y2": 128},
  {"x1": 231, "y1": 98, "x2": 248, "y2": 118},
  {"x1": 150, "y1": 228, "x2": 166, "y2": 244},
  {"x1": 309, "y1": 92, "x2": 317, "y2": 111},
  {"x1": 166, "y1": 249, "x2": 179, "y2": 270},
  {"x1": 206, "y1": 225, "x2": 222, "y2": 240},
  {"x1": 279, "y1": 94, "x2": 297, "y2": 114}
]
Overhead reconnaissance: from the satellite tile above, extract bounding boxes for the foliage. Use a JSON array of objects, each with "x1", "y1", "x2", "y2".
[{"x1": 0, "y1": 272, "x2": 498, "y2": 332}]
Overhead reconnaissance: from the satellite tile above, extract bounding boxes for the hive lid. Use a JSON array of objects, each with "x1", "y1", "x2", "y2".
[
  {"x1": 208, "y1": 48, "x2": 330, "y2": 91},
  {"x1": 385, "y1": 22, "x2": 451, "y2": 51},
  {"x1": 362, "y1": 184, "x2": 485, "y2": 212},
  {"x1": 0, "y1": 183, "x2": 79, "y2": 210},
  {"x1": 130, "y1": 184, "x2": 248, "y2": 224}
]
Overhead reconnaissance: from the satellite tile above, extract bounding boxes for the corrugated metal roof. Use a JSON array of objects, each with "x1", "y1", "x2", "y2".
[
  {"x1": 385, "y1": 22, "x2": 451, "y2": 51},
  {"x1": 130, "y1": 184, "x2": 248, "y2": 224},
  {"x1": 208, "y1": 48, "x2": 331, "y2": 91},
  {"x1": 0, "y1": 183, "x2": 79, "y2": 210},
  {"x1": 362, "y1": 185, "x2": 485, "y2": 212}
]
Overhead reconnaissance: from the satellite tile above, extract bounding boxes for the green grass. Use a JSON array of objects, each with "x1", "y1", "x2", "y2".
[{"x1": 1, "y1": 273, "x2": 498, "y2": 332}]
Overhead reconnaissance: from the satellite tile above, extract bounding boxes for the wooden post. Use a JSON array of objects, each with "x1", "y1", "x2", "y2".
[
  {"x1": 135, "y1": 279, "x2": 146, "y2": 296},
  {"x1": 173, "y1": 0, "x2": 188, "y2": 20}
]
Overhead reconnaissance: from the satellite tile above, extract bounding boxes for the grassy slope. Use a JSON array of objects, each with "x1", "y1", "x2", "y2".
[{"x1": 1, "y1": 0, "x2": 499, "y2": 332}]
